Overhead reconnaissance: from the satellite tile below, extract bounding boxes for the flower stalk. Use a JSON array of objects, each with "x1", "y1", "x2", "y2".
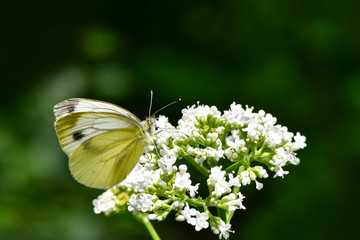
[
  {"x1": 135, "y1": 214, "x2": 161, "y2": 240},
  {"x1": 182, "y1": 154, "x2": 210, "y2": 176}
]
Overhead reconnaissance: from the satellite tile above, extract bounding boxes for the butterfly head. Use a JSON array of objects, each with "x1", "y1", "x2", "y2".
[
  {"x1": 142, "y1": 117, "x2": 156, "y2": 136},
  {"x1": 145, "y1": 91, "x2": 181, "y2": 137}
]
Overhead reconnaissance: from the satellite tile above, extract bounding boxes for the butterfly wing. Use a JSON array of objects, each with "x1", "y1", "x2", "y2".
[
  {"x1": 54, "y1": 98, "x2": 143, "y2": 156},
  {"x1": 69, "y1": 127, "x2": 148, "y2": 189},
  {"x1": 54, "y1": 98, "x2": 142, "y2": 123},
  {"x1": 54, "y1": 98, "x2": 150, "y2": 189}
]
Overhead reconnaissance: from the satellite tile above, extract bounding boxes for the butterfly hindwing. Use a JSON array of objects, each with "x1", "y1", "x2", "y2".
[{"x1": 69, "y1": 128, "x2": 148, "y2": 189}]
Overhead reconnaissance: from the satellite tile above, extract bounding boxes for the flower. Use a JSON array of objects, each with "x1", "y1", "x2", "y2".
[
  {"x1": 93, "y1": 190, "x2": 117, "y2": 215},
  {"x1": 121, "y1": 164, "x2": 163, "y2": 192},
  {"x1": 157, "y1": 155, "x2": 177, "y2": 174},
  {"x1": 273, "y1": 166, "x2": 289, "y2": 178},
  {"x1": 225, "y1": 135, "x2": 247, "y2": 160},
  {"x1": 255, "y1": 180, "x2": 264, "y2": 190},
  {"x1": 292, "y1": 132, "x2": 307, "y2": 150},
  {"x1": 211, "y1": 218, "x2": 233, "y2": 239},
  {"x1": 218, "y1": 220, "x2": 233, "y2": 239},
  {"x1": 223, "y1": 102, "x2": 253, "y2": 126},
  {"x1": 173, "y1": 165, "x2": 199, "y2": 197},
  {"x1": 92, "y1": 101, "x2": 306, "y2": 239},
  {"x1": 193, "y1": 212, "x2": 209, "y2": 231},
  {"x1": 240, "y1": 171, "x2": 251, "y2": 186},
  {"x1": 179, "y1": 204, "x2": 209, "y2": 231},
  {"x1": 127, "y1": 193, "x2": 157, "y2": 213},
  {"x1": 225, "y1": 193, "x2": 246, "y2": 211},
  {"x1": 179, "y1": 204, "x2": 197, "y2": 222},
  {"x1": 207, "y1": 167, "x2": 231, "y2": 197}
]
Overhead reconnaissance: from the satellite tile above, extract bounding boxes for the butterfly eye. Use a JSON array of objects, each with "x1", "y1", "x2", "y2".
[{"x1": 145, "y1": 118, "x2": 152, "y2": 127}]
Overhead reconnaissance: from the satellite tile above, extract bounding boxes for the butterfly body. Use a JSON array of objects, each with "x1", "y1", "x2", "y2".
[{"x1": 54, "y1": 98, "x2": 154, "y2": 189}]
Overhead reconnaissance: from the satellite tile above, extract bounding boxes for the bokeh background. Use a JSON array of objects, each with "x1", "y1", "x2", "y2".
[{"x1": 1, "y1": 0, "x2": 359, "y2": 239}]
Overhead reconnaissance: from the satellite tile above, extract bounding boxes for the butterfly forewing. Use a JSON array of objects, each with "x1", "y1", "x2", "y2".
[
  {"x1": 55, "y1": 112, "x2": 138, "y2": 156},
  {"x1": 54, "y1": 98, "x2": 142, "y2": 125}
]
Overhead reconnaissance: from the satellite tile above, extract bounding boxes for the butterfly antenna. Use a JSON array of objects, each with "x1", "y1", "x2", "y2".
[
  {"x1": 149, "y1": 90, "x2": 154, "y2": 118},
  {"x1": 152, "y1": 98, "x2": 181, "y2": 116}
]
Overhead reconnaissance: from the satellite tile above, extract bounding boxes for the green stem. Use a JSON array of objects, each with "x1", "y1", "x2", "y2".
[
  {"x1": 224, "y1": 161, "x2": 242, "y2": 173},
  {"x1": 217, "y1": 208, "x2": 226, "y2": 222},
  {"x1": 225, "y1": 165, "x2": 245, "y2": 223},
  {"x1": 183, "y1": 155, "x2": 210, "y2": 176},
  {"x1": 186, "y1": 198, "x2": 205, "y2": 209},
  {"x1": 135, "y1": 214, "x2": 161, "y2": 240}
]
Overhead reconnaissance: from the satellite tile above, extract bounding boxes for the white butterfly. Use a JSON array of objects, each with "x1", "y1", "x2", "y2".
[{"x1": 54, "y1": 98, "x2": 155, "y2": 189}]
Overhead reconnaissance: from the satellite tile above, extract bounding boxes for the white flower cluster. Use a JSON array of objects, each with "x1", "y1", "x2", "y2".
[
  {"x1": 93, "y1": 189, "x2": 118, "y2": 215},
  {"x1": 93, "y1": 102, "x2": 306, "y2": 239},
  {"x1": 177, "y1": 204, "x2": 209, "y2": 231}
]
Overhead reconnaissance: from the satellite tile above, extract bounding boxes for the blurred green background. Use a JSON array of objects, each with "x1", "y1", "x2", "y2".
[{"x1": 1, "y1": 0, "x2": 359, "y2": 239}]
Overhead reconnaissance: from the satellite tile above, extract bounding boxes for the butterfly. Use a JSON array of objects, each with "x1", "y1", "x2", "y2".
[{"x1": 53, "y1": 97, "x2": 156, "y2": 189}]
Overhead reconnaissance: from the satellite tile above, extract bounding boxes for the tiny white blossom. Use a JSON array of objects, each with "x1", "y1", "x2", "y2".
[
  {"x1": 193, "y1": 212, "x2": 209, "y2": 231},
  {"x1": 208, "y1": 167, "x2": 238, "y2": 197},
  {"x1": 227, "y1": 137, "x2": 247, "y2": 153},
  {"x1": 228, "y1": 173, "x2": 241, "y2": 187},
  {"x1": 273, "y1": 166, "x2": 289, "y2": 178},
  {"x1": 127, "y1": 193, "x2": 156, "y2": 213},
  {"x1": 207, "y1": 132, "x2": 218, "y2": 142},
  {"x1": 186, "y1": 145, "x2": 195, "y2": 155},
  {"x1": 224, "y1": 148, "x2": 237, "y2": 160},
  {"x1": 264, "y1": 112, "x2": 277, "y2": 125},
  {"x1": 122, "y1": 165, "x2": 163, "y2": 192},
  {"x1": 93, "y1": 190, "x2": 116, "y2": 215},
  {"x1": 253, "y1": 166, "x2": 269, "y2": 178},
  {"x1": 223, "y1": 102, "x2": 253, "y2": 126},
  {"x1": 148, "y1": 213, "x2": 158, "y2": 220},
  {"x1": 176, "y1": 214, "x2": 185, "y2": 221},
  {"x1": 138, "y1": 155, "x2": 149, "y2": 164},
  {"x1": 213, "y1": 219, "x2": 233, "y2": 239},
  {"x1": 265, "y1": 125, "x2": 285, "y2": 149},
  {"x1": 225, "y1": 135, "x2": 247, "y2": 161},
  {"x1": 179, "y1": 204, "x2": 209, "y2": 231},
  {"x1": 155, "y1": 115, "x2": 173, "y2": 129},
  {"x1": 204, "y1": 147, "x2": 224, "y2": 161},
  {"x1": 156, "y1": 131, "x2": 172, "y2": 147},
  {"x1": 255, "y1": 180, "x2": 263, "y2": 190},
  {"x1": 180, "y1": 204, "x2": 197, "y2": 223},
  {"x1": 249, "y1": 170, "x2": 257, "y2": 180},
  {"x1": 219, "y1": 223, "x2": 233, "y2": 239},
  {"x1": 271, "y1": 147, "x2": 299, "y2": 169},
  {"x1": 208, "y1": 167, "x2": 226, "y2": 186},
  {"x1": 292, "y1": 132, "x2": 307, "y2": 150},
  {"x1": 174, "y1": 165, "x2": 191, "y2": 192},
  {"x1": 223, "y1": 192, "x2": 246, "y2": 211},
  {"x1": 188, "y1": 183, "x2": 200, "y2": 198},
  {"x1": 173, "y1": 165, "x2": 199, "y2": 197},
  {"x1": 171, "y1": 201, "x2": 184, "y2": 209},
  {"x1": 243, "y1": 119, "x2": 263, "y2": 141},
  {"x1": 240, "y1": 171, "x2": 251, "y2": 186},
  {"x1": 214, "y1": 179, "x2": 231, "y2": 197},
  {"x1": 157, "y1": 155, "x2": 177, "y2": 173},
  {"x1": 216, "y1": 126, "x2": 225, "y2": 134}
]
